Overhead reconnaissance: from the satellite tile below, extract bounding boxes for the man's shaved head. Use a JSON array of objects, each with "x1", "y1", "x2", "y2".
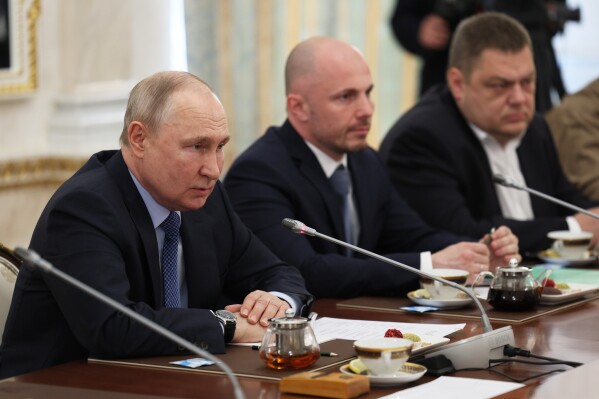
[{"x1": 284, "y1": 36, "x2": 365, "y2": 95}]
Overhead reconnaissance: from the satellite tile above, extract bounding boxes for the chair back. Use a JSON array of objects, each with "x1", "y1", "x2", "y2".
[{"x1": 0, "y1": 243, "x2": 22, "y2": 345}]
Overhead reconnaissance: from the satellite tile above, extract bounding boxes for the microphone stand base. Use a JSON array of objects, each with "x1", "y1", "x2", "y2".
[
  {"x1": 412, "y1": 354, "x2": 456, "y2": 376},
  {"x1": 417, "y1": 325, "x2": 515, "y2": 370}
]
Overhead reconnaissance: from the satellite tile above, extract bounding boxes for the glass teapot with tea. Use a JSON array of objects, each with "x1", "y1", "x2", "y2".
[
  {"x1": 259, "y1": 309, "x2": 320, "y2": 370},
  {"x1": 476, "y1": 259, "x2": 542, "y2": 311}
]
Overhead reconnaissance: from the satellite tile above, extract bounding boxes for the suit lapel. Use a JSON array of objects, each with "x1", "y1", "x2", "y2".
[
  {"x1": 277, "y1": 122, "x2": 347, "y2": 244},
  {"x1": 467, "y1": 128, "x2": 503, "y2": 214},
  {"x1": 105, "y1": 151, "x2": 163, "y2": 306},
  {"x1": 449, "y1": 90, "x2": 504, "y2": 216},
  {"x1": 180, "y1": 209, "x2": 221, "y2": 309},
  {"x1": 516, "y1": 129, "x2": 546, "y2": 214}
]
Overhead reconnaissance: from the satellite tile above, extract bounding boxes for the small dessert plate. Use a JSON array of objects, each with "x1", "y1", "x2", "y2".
[
  {"x1": 537, "y1": 249, "x2": 598, "y2": 267},
  {"x1": 540, "y1": 283, "x2": 599, "y2": 305},
  {"x1": 340, "y1": 360, "x2": 427, "y2": 387},
  {"x1": 407, "y1": 290, "x2": 473, "y2": 309},
  {"x1": 408, "y1": 335, "x2": 450, "y2": 356}
]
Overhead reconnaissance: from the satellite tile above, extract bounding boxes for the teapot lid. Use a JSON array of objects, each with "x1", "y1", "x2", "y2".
[
  {"x1": 269, "y1": 308, "x2": 310, "y2": 329},
  {"x1": 497, "y1": 258, "x2": 531, "y2": 276},
  {"x1": 497, "y1": 266, "x2": 532, "y2": 276}
]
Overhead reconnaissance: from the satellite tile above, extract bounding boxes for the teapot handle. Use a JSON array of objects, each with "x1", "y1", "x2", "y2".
[{"x1": 470, "y1": 271, "x2": 495, "y2": 290}]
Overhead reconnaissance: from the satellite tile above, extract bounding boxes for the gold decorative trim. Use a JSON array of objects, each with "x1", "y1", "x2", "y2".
[
  {"x1": 400, "y1": 54, "x2": 418, "y2": 114},
  {"x1": 365, "y1": 2, "x2": 380, "y2": 149},
  {"x1": 217, "y1": 0, "x2": 236, "y2": 161},
  {"x1": 0, "y1": 157, "x2": 85, "y2": 190},
  {"x1": 257, "y1": 0, "x2": 273, "y2": 136},
  {"x1": 0, "y1": 0, "x2": 40, "y2": 95}
]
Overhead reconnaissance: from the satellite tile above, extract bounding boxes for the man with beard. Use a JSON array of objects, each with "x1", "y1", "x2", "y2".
[{"x1": 224, "y1": 36, "x2": 519, "y2": 298}]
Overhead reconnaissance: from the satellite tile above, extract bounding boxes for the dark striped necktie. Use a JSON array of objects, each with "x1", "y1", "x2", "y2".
[{"x1": 160, "y1": 211, "x2": 181, "y2": 308}]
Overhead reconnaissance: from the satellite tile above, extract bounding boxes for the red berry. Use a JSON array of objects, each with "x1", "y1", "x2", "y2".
[
  {"x1": 542, "y1": 278, "x2": 556, "y2": 288},
  {"x1": 384, "y1": 328, "x2": 403, "y2": 338}
]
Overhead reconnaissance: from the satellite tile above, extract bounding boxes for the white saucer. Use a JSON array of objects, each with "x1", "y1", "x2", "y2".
[
  {"x1": 407, "y1": 290, "x2": 473, "y2": 309},
  {"x1": 411, "y1": 335, "x2": 450, "y2": 355},
  {"x1": 540, "y1": 283, "x2": 599, "y2": 305},
  {"x1": 340, "y1": 361, "x2": 427, "y2": 387},
  {"x1": 537, "y1": 249, "x2": 598, "y2": 267}
]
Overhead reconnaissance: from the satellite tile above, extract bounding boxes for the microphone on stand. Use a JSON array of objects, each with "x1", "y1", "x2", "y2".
[
  {"x1": 492, "y1": 174, "x2": 599, "y2": 220},
  {"x1": 281, "y1": 218, "x2": 515, "y2": 370},
  {"x1": 13, "y1": 247, "x2": 245, "y2": 399}
]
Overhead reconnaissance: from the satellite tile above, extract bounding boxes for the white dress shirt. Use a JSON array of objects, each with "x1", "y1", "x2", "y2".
[
  {"x1": 130, "y1": 171, "x2": 298, "y2": 312},
  {"x1": 470, "y1": 124, "x2": 580, "y2": 231}
]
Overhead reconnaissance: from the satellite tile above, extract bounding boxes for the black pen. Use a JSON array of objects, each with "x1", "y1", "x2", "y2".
[
  {"x1": 320, "y1": 352, "x2": 338, "y2": 357},
  {"x1": 251, "y1": 345, "x2": 338, "y2": 357}
]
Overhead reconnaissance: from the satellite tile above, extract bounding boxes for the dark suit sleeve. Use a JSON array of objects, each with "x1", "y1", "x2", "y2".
[
  {"x1": 390, "y1": 0, "x2": 427, "y2": 56},
  {"x1": 210, "y1": 184, "x2": 313, "y2": 314},
  {"x1": 224, "y1": 151, "x2": 459, "y2": 299},
  {"x1": 34, "y1": 187, "x2": 228, "y2": 358}
]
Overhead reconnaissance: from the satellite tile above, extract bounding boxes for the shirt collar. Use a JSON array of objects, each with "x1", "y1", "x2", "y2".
[
  {"x1": 470, "y1": 122, "x2": 524, "y2": 151},
  {"x1": 304, "y1": 140, "x2": 348, "y2": 178},
  {"x1": 129, "y1": 171, "x2": 180, "y2": 228}
]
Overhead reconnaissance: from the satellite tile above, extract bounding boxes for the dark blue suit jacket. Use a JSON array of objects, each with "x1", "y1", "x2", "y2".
[
  {"x1": 224, "y1": 121, "x2": 462, "y2": 298},
  {"x1": 380, "y1": 85, "x2": 596, "y2": 254},
  {"x1": 0, "y1": 150, "x2": 310, "y2": 378}
]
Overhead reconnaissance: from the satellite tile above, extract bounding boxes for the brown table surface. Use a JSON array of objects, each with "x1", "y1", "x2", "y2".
[
  {"x1": 2, "y1": 297, "x2": 598, "y2": 399},
  {"x1": 337, "y1": 293, "x2": 599, "y2": 323}
]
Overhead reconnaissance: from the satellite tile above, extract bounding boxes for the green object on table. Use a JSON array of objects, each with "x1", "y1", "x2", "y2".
[{"x1": 531, "y1": 266, "x2": 599, "y2": 285}]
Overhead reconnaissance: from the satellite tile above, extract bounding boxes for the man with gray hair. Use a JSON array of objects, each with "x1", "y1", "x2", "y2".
[{"x1": 0, "y1": 71, "x2": 312, "y2": 378}]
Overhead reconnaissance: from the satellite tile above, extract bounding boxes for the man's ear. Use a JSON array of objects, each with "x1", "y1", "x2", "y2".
[
  {"x1": 447, "y1": 67, "x2": 465, "y2": 102},
  {"x1": 127, "y1": 122, "x2": 147, "y2": 158},
  {"x1": 287, "y1": 94, "x2": 309, "y2": 122}
]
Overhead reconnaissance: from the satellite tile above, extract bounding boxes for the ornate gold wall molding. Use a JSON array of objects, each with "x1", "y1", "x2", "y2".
[
  {"x1": 0, "y1": 0, "x2": 41, "y2": 95},
  {"x1": 0, "y1": 156, "x2": 85, "y2": 190}
]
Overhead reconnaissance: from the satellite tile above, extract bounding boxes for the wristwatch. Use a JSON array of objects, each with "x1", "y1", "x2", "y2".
[{"x1": 215, "y1": 310, "x2": 237, "y2": 343}]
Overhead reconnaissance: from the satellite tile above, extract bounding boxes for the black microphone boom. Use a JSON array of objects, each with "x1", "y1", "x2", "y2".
[
  {"x1": 280, "y1": 218, "x2": 515, "y2": 370},
  {"x1": 282, "y1": 219, "x2": 492, "y2": 331},
  {"x1": 493, "y1": 174, "x2": 599, "y2": 220},
  {"x1": 13, "y1": 247, "x2": 245, "y2": 399}
]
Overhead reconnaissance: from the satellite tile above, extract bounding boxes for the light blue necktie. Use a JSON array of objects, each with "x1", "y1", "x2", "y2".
[
  {"x1": 330, "y1": 165, "x2": 353, "y2": 255},
  {"x1": 160, "y1": 211, "x2": 181, "y2": 308}
]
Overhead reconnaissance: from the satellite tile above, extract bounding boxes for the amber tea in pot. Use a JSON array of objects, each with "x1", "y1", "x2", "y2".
[{"x1": 259, "y1": 309, "x2": 320, "y2": 370}]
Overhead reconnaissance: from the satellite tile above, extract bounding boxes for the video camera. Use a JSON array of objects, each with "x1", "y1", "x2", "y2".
[
  {"x1": 433, "y1": 0, "x2": 478, "y2": 30},
  {"x1": 547, "y1": 1, "x2": 581, "y2": 33},
  {"x1": 433, "y1": 0, "x2": 581, "y2": 34}
]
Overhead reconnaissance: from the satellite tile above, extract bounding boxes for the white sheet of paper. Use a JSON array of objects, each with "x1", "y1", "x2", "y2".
[
  {"x1": 312, "y1": 317, "x2": 465, "y2": 342},
  {"x1": 378, "y1": 376, "x2": 525, "y2": 399}
]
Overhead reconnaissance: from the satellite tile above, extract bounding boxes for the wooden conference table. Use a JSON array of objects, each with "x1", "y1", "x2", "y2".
[{"x1": 1, "y1": 294, "x2": 598, "y2": 398}]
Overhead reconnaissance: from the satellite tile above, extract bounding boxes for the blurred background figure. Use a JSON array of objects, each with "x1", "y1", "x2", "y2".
[
  {"x1": 390, "y1": 0, "x2": 581, "y2": 112},
  {"x1": 495, "y1": 0, "x2": 580, "y2": 112},
  {"x1": 390, "y1": 0, "x2": 480, "y2": 97},
  {"x1": 546, "y1": 78, "x2": 599, "y2": 201},
  {"x1": 381, "y1": 12, "x2": 599, "y2": 255}
]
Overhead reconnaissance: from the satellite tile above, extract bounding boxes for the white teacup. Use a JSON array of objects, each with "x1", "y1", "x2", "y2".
[
  {"x1": 420, "y1": 268, "x2": 469, "y2": 300},
  {"x1": 353, "y1": 338, "x2": 413, "y2": 376},
  {"x1": 547, "y1": 230, "x2": 593, "y2": 259}
]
